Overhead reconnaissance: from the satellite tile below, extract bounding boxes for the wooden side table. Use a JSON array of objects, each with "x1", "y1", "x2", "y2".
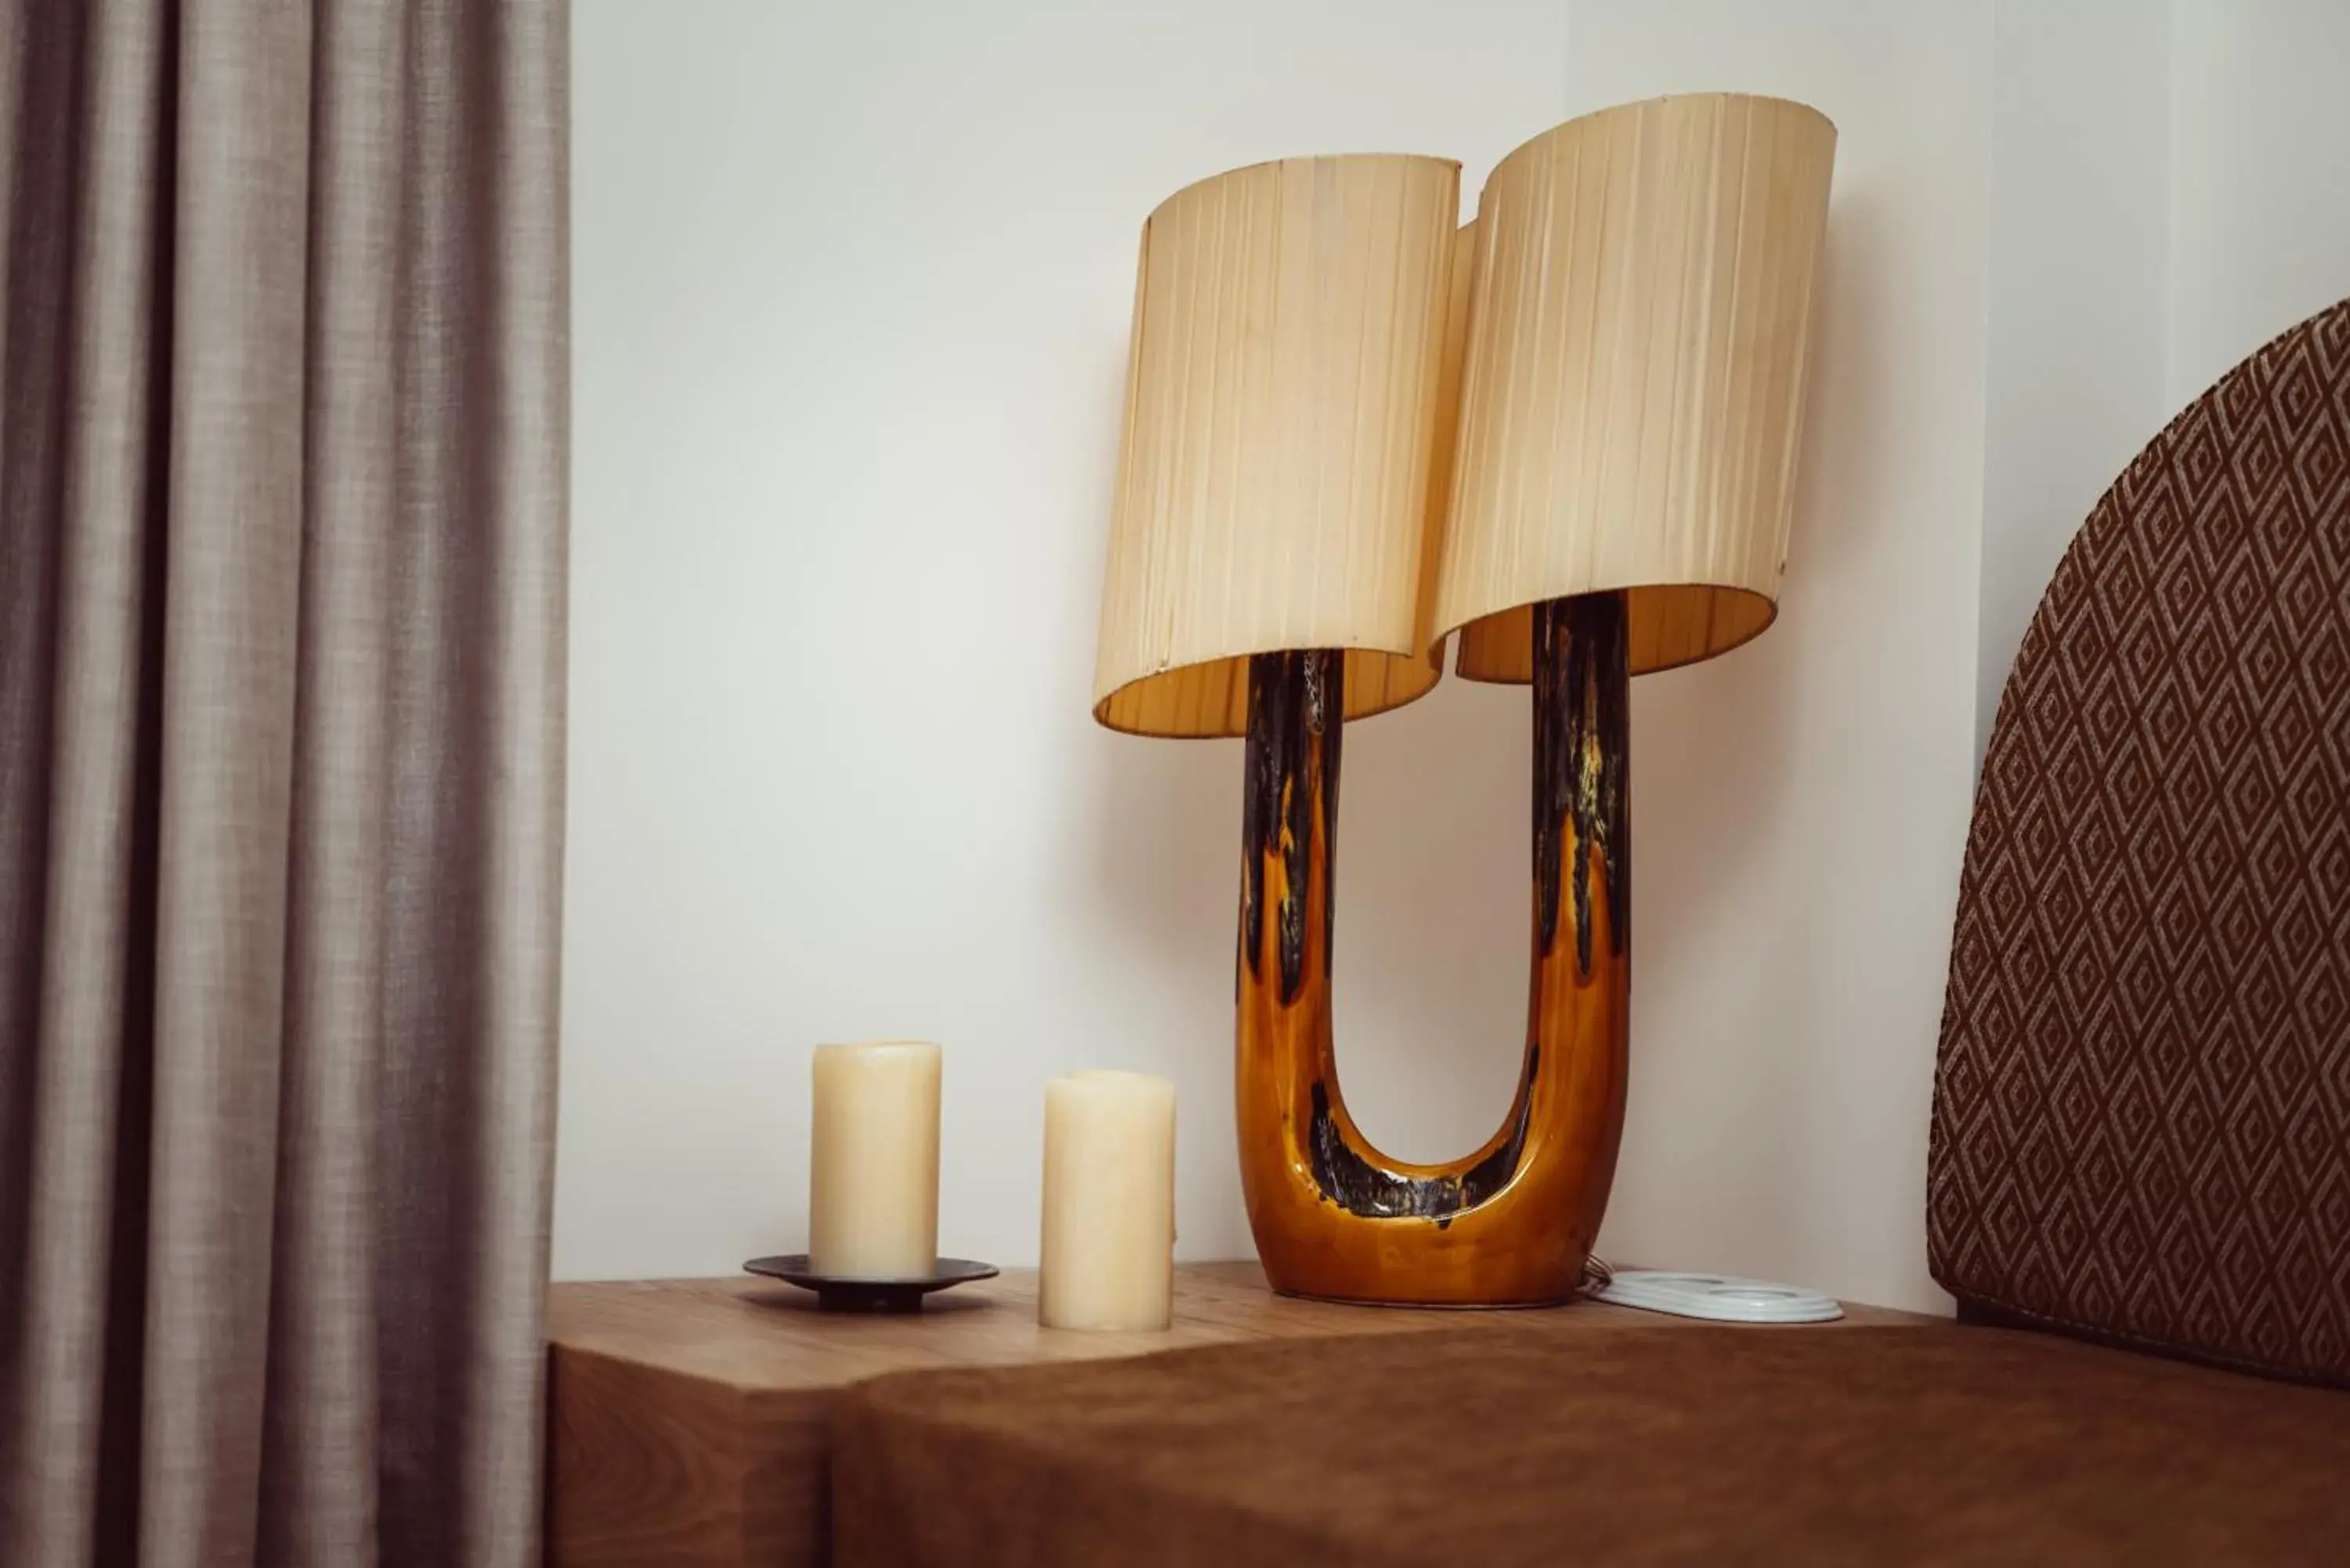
[{"x1": 547, "y1": 1263, "x2": 1926, "y2": 1568}]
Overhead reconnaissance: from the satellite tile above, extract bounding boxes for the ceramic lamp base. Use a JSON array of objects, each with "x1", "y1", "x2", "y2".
[{"x1": 1235, "y1": 594, "x2": 1632, "y2": 1307}]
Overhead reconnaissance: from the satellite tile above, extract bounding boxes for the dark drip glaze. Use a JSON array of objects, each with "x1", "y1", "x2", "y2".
[
  {"x1": 1534, "y1": 595, "x2": 1631, "y2": 977},
  {"x1": 1240, "y1": 650, "x2": 1340, "y2": 1006},
  {"x1": 1241, "y1": 599, "x2": 1626, "y2": 1227},
  {"x1": 1231, "y1": 601, "x2": 1633, "y2": 1295},
  {"x1": 1308, "y1": 1047, "x2": 1542, "y2": 1223}
]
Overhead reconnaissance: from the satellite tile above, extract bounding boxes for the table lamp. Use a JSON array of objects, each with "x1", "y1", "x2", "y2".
[{"x1": 1093, "y1": 96, "x2": 1835, "y2": 1306}]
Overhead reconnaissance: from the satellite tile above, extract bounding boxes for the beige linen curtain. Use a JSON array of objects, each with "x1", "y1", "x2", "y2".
[{"x1": 0, "y1": 3, "x2": 566, "y2": 1566}]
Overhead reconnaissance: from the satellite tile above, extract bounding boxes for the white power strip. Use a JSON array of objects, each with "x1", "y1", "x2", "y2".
[{"x1": 1591, "y1": 1269, "x2": 1843, "y2": 1324}]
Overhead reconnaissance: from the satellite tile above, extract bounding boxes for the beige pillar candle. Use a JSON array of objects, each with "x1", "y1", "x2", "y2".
[
  {"x1": 1039, "y1": 1071, "x2": 1177, "y2": 1331},
  {"x1": 808, "y1": 1040, "x2": 941, "y2": 1278}
]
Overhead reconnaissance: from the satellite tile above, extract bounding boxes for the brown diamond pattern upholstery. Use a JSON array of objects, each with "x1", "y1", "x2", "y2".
[{"x1": 1931, "y1": 298, "x2": 2350, "y2": 1385}]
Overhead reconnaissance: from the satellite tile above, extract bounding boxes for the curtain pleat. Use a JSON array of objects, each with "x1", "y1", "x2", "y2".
[
  {"x1": 143, "y1": 6, "x2": 314, "y2": 1563},
  {"x1": 258, "y1": 0, "x2": 396, "y2": 1560},
  {"x1": 0, "y1": 4, "x2": 568, "y2": 1566},
  {"x1": 4, "y1": 4, "x2": 174, "y2": 1566}
]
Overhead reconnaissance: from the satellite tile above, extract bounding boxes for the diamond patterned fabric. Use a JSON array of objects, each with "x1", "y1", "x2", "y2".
[{"x1": 1930, "y1": 299, "x2": 2350, "y2": 1386}]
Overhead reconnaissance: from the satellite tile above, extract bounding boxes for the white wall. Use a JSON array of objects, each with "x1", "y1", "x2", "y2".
[
  {"x1": 562, "y1": 0, "x2": 1996, "y2": 1312},
  {"x1": 562, "y1": 0, "x2": 1569, "y2": 1282},
  {"x1": 2167, "y1": 0, "x2": 2350, "y2": 407},
  {"x1": 1972, "y1": 0, "x2": 2350, "y2": 757},
  {"x1": 1975, "y1": 2, "x2": 2170, "y2": 760}
]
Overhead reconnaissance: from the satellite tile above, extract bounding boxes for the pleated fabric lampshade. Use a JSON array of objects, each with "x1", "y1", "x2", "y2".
[
  {"x1": 1434, "y1": 93, "x2": 1838, "y2": 679},
  {"x1": 1091, "y1": 154, "x2": 1468, "y2": 737}
]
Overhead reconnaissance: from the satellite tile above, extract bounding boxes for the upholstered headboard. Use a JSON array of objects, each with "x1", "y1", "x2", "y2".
[{"x1": 1931, "y1": 298, "x2": 2350, "y2": 1386}]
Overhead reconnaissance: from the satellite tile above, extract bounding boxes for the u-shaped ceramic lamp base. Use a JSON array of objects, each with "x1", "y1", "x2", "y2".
[{"x1": 1235, "y1": 594, "x2": 1632, "y2": 1307}]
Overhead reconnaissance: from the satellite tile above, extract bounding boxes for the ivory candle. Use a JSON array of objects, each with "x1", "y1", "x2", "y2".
[
  {"x1": 808, "y1": 1041, "x2": 941, "y2": 1278},
  {"x1": 1039, "y1": 1071, "x2": 1176, "y2": 1331}
]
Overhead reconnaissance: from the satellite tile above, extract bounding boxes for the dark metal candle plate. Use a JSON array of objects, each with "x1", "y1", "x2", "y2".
[{"x1": 743, "y1": 1255, "x2": 998, "y2": 1313}]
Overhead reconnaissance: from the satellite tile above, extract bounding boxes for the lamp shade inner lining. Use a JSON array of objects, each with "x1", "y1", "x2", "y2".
[
  {"x1": 1094, "y1": 643, "x2": 1444, "y2": 738},
  {"x1": 1453, "y1": 583, "x2": 1777, "y2": 683}
]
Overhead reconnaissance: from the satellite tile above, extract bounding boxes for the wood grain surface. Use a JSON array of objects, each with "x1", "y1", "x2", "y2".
[{"x1": 548, "y1": 1262, "x2": 1928, "y2": 1568}]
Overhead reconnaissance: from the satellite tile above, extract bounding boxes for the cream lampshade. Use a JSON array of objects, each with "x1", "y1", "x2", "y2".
[
  {"x1": 1090, "y1": 154, "x2": 1466, "y2": 736},
  {"x1": 1436, "y1": 92, "x2": 1838, "y2": 677}
]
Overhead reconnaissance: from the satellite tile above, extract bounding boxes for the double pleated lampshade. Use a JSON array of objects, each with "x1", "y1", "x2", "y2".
[{"x1": 1091, "y1": 93, "x2": 1838, "y2": 735}]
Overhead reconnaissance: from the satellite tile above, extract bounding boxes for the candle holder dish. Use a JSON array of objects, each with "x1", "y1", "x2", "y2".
[{"x1": 744, "y1": 1255, "x2": 999, "y2": 1313}]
